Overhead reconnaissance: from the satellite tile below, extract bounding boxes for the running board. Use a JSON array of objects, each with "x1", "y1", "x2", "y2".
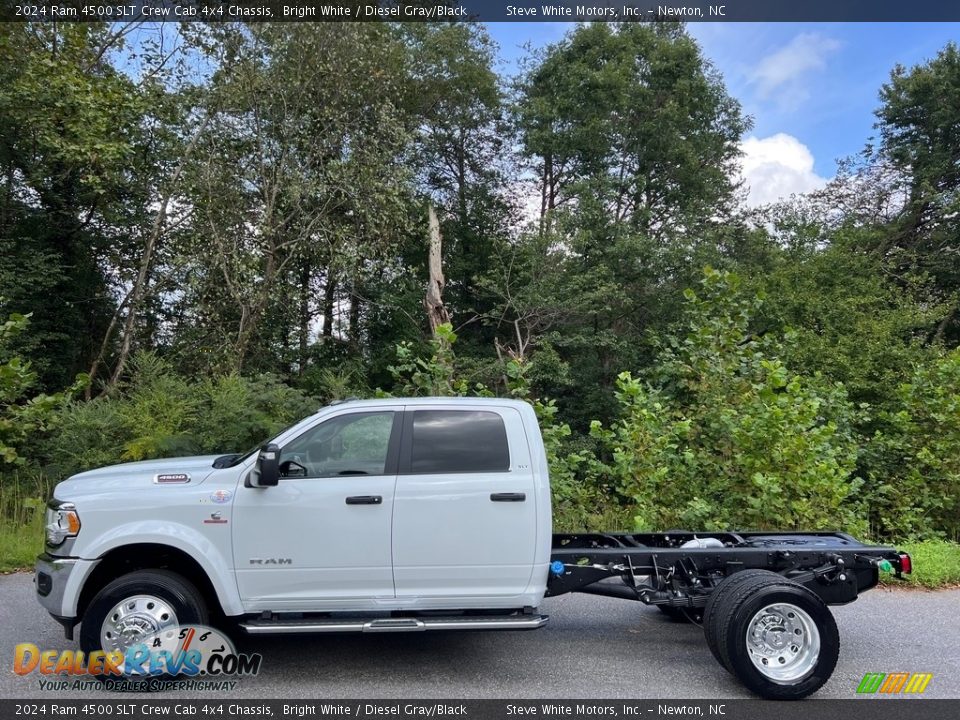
[{"x1": 240, "y1": 614, "x2": 549, "y2": 635}]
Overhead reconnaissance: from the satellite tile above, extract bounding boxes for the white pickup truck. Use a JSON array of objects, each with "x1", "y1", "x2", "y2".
[{"x1": 36, "y1": 397, "x2": 910, "y2": 699}]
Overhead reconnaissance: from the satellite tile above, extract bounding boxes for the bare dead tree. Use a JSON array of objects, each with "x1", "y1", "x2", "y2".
[{"x1": 423, "y1": 204, "x2": 450, "y2": 335}]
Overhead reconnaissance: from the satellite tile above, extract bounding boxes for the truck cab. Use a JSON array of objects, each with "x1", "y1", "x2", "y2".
[
  {"x1": 36, "y1": 398, "x2": 552, "y2": 642},
  {"x1": 233, "y1": 398, "x2": 551, "y2": 611}
]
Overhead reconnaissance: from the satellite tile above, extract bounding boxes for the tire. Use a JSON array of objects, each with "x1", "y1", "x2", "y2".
[
  {"x1": 80, "y1": 569, "x2": 208, "y2": 678},
  {"x1": 709, "y1": 573, "x2": 839, "y2": 700},
  {"x1": 703, "y1": 570, "x2": 783, "y2": 670},
  {"x1": 658, "y1": 605, "x2": 704, "y2": 624}
]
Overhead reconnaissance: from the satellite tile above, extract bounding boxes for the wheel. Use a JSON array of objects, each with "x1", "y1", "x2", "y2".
[
  {"x1": 708, "y1": 573, "x2": 840, "y2": 700},
  {"x1": 80, "y1": 569, "x2": 208, "y2": 677},
  {"x1": 658, "y1": 605, "x2": 703, "y2": 624},
  {"x1": 703, "y1": 570, "x2": 783, "y2": 669}
]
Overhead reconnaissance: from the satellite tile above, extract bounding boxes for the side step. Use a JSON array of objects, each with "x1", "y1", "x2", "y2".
[{"x1": 240, "y1": 614, "x2": 549, "y2": 635}]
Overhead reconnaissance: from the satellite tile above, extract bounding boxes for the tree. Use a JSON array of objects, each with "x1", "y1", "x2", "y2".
[
  {"x1": 394, "y1": 23, "x2": 519, "y2": 369},
  {"x1": 868, "y1": 350, "x2": 960, "y2": 540},
  {"x1": 517, "y1": 22, "x2": 748, "y2": 236},
  {"x1": 0, "y1": 24, "x2": 147, "y2": 390},
  {"x1": 745, "y1": 210, "x2": 946, "y2": 413},
  {"x1": 514, "y1": 22, "x2": 750, "y2": 427},
  {"x1": 0, "y1": 310, "x2": 84, "y2": 465},
  {"x1": 172, "y1": 24, "x2": 413, "y2": 374},
  {"x1": 875, "y1": 43, "x2": 960, "y2": 342}
]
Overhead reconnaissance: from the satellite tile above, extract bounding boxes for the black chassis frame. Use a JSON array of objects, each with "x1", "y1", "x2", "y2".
[{"x1": 546, "y1": 530, "x2": 908, "y2": 609}]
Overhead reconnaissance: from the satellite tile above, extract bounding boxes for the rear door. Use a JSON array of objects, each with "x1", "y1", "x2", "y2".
[{"x1": 391, "y1": 406, "x2": 537, "y2": 600}]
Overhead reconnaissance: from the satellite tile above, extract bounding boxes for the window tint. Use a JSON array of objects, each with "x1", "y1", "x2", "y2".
[
  {"x1": 410, "y1": 410, "x2": 510, "y2": 474},
  {"x1": 280, "y1": 412, "x2": 394, "y2": 478}
]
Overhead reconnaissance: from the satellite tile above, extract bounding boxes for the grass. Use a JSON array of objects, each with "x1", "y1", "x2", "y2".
[
  {"x1": 881, "y1": 539, "x2": 960, "y2": 589},
  {"x1": 0, "y1": 473, "x2": 47, "y2": 573}
]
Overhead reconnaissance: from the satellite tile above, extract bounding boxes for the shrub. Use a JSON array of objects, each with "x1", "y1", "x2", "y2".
[
  {"x1": 592, "y1": 269, "x2": 866, "y2": 534},
  {"x1": 45, "y1": 398, "x2": 129, "y2": 476},
  {"x1": 45, "y1": 352, "x2": 319, "y2": 477},
  {"x1": 867, "y1": 350, "x2": 960, "y2": 540}
]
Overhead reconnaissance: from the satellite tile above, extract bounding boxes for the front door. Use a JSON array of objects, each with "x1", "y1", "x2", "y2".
[{"x1": 232, "y1": 408, "x2": 402, "y2": 611}]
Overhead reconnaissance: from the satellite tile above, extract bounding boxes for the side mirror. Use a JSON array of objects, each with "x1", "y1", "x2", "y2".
[{"x1": 249, "y1": 443, "x2": 281, "y2": 488}]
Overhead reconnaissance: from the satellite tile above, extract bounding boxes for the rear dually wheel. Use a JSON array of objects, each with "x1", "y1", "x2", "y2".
[{"x1": 706, "y1": 573, "x2": 839, "y2": 700}]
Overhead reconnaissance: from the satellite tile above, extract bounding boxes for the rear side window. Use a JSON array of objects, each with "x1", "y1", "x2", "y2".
[{"x1": 409, "y1": 410, "x2": 510, "y2": 474}]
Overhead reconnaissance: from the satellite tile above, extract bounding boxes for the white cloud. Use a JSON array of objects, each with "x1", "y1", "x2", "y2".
[
  {"x1": 749, "y1": 33, "x2": 841, "y2": 100},
  {"x1": 738, "y1": 133, "x2": 829, "y2": 207}
]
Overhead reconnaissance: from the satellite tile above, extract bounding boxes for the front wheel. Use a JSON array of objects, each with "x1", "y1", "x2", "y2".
[
  {"x1": 80, "y1": 569, "x2": 208, "y2": 677},
  {"x1": 707, "y1": 573, "x2": 839, "y2": 700}
]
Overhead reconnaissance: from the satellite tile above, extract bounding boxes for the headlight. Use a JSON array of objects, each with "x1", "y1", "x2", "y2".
[{"x1": 45, "y1": 501, "x2": 81, "y2": 546}]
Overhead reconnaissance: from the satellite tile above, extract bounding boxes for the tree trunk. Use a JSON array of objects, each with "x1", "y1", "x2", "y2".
[
  {"x1": 233, "y1": 246, "x2": 278, "y2": 372},
  {"x1": 322, "y1": 270, "x2": 336, "y2": 339},
  {"x1": 298, "y1": 260, "x2": 311, "y2": 376},
  {"x1": 349, "y1": 261, "x2": 361, "y2": 351},
  {"x1": 108, "y1": 231, "x2": 156, "y2": 387},
  {"x1": 423, "y1": 204, "x2": 450, "y2": 335}
]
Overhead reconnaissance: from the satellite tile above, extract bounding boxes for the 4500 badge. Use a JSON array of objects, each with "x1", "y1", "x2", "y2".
[{"x1": 15, "y1": 625, "x2": 262, "y2": 678}]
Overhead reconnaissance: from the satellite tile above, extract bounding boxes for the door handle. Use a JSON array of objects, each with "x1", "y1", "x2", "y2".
[
  {"x1": 345, "y1": 495, "x2": 382, "y2": 505},
  {"x1": 490, "y1": 492, "x2": 526, "y2": 502}
]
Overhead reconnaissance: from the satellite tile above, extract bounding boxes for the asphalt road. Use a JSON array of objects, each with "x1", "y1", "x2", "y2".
[{"x1": 2, "y1": 572, "x2": 958, "y2": 700}]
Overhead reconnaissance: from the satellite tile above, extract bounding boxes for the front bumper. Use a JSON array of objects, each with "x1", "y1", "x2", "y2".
[{"x1": 34, "y1": 553, "x2": 98, "y2": 635}]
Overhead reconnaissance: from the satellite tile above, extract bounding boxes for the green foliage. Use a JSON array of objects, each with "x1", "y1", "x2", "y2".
[
  {"x1": 3, "y1": 22, "x2": 960, "y2": 551},
  {"x1": 193, "y1": 373, "x2": 319, "y2": 458},
  {"x1": 47, "y1": 353, "x2": 318, "y2": 477},
  {"x1": 114, "y1": 353, "x2": 199, "y2": 461},
  {"x1": 876, "y1": 43, "x2": 960, "y2": 343},
  {"x1": 511, "y1": 23, "x2": 752, "y2": 432},
  {"x1": 868, "y1": 351, "x2": 960, "y2": 540},
  {"x1": 0, "y1": 25, "x2": 151, "y2": 389},
  {"x1": 592, "y1": 269, "x2": 865, "y2": 534},
  {"x1": 0, "y1": 310, "x2": 86, "y2": 465},
  {"x1": 300, "y1": 365, "x2": 370, "y2": 405},
  {"x1": 529, "y1": 393, "x2": 625, "y2": 532},
  {"x1": 749, "y1": 229, "x2": 944, "y2": 412},
  {"x1": 387, "y1": 324, "x2": 473, "y2": 397},
  {"x1": 518, "y1": 23, "x2": 748, "y2": 232}
]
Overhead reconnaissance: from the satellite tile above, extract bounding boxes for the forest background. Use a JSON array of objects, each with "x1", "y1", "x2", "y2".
[{"x1": 1, "y1": 22, "x2": 959, "y2": 583}]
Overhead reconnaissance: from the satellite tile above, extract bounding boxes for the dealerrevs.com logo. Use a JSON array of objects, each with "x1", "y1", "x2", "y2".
[{"x1": 14, "y1": 625, "x2": 262, "y2": 691}]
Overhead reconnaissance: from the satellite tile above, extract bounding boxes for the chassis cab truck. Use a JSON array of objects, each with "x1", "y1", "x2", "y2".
[{"x1": 35, "y1": 397, "x2": 911, "y2": 699}]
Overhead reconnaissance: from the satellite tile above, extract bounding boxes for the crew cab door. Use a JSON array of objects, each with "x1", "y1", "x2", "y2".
[
  {"x1": 232, "y1": 407, "x2": 402, "y2": 611},
  {"x1": 391, "y1": 407, "x2": 538, "y2": 600}
]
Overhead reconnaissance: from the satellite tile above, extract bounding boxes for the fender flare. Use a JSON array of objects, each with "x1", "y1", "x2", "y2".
[{"x1": 78, "y1": 520, "x2": 243, "y2": 616}]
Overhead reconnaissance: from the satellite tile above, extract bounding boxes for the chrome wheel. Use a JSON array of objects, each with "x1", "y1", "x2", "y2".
[
  {"x1": 745, "y1": 602, "x2": 821, "y2": 684},
  {"x1": 99, "y1": 594, "x2": 179, "y2": 653}
]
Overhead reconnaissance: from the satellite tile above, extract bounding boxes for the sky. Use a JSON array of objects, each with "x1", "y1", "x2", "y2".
[{"x1": 486, "y1": 22, "x2": 960, "y2": 206}]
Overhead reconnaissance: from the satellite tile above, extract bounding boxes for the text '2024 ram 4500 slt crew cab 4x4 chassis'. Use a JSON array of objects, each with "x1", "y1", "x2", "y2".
[{"x1": 35, "y1": 397, "x2": 911, "y2": 699}]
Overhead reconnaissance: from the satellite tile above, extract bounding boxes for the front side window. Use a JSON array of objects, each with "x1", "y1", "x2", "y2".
[
  {"x1": 409, "y1": 410, "x2": 510, "y2": 474},
  {"x1": 280, "y1": 412, "x2": 394, "y2": 478}
]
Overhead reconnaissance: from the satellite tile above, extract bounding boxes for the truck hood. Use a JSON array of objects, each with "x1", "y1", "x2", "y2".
[{"x1": 56, "y1": 455, "x2": 223, "y2": 496}]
